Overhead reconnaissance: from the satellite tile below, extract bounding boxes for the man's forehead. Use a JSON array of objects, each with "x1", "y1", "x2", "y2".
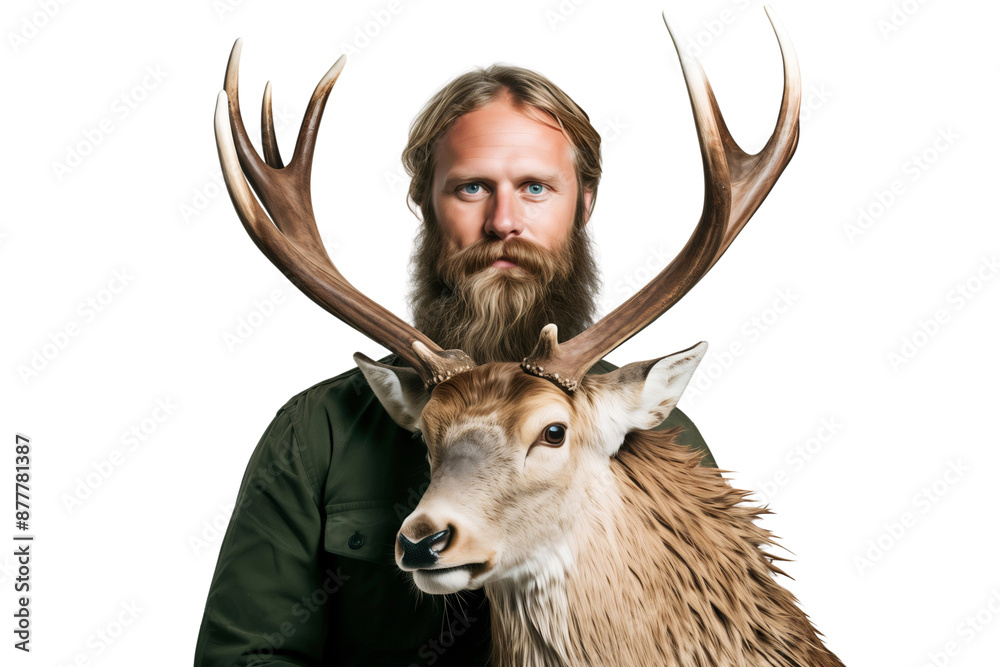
[
  {"x1": 451, "y1": 92, "x2": 563, "y2": 135},
  {"x1": 434, "y1": 95, "x2": 575, "y2": 180}
]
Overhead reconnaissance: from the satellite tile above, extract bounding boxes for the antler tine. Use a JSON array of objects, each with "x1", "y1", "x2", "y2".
[
  {"x1": 522, "y1": 9, "x2": 801, "y2": 393},
  {"x1": 261, "y1": 81, "x2": 284, "y2": 168},
  {"x1": 223, "y1": 39, "x2": 332, "y2": 267},
  {"x1": 287, "y1": 53, "x2": 343, "y2": 171},
  {"x1": 708, "y1": 5, "x2": 801, "y2": 269},
  {"x1": 216, "y1": 41, "x2": 476, "y2": 389},
  {"x1": 223, "y1": 40, "x2": 272, "y2": 206}
]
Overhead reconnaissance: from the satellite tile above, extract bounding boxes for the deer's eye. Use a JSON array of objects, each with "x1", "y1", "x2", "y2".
[{"x1": 540, "y1": 424, "x2": 566, "y2": 446}]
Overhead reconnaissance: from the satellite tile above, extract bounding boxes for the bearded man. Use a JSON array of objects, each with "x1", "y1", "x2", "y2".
[{"x1": 195, "y1": 63, "x2": 715, "y2": 666}]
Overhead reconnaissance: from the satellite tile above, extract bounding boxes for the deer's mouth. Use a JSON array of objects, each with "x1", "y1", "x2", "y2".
[{"x1": 412, "y1": 562, "x2": 490, "y2": 594}]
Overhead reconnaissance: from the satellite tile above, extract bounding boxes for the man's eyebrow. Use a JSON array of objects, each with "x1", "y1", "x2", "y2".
[
  {"x1": 440, "y1": 170, "x2": 568, "y2": 188},
  {"x1": 440, "y1": 171, "x2": 483, "y2": 186}
]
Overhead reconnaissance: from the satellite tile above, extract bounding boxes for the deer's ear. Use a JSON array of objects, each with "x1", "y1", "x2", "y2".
[
  {"x1": 354, "y1": 353, "x2": 430, "y2": 433},
  {"x1": 599, "y1": 342, "x2": 707, "y2": 439}
]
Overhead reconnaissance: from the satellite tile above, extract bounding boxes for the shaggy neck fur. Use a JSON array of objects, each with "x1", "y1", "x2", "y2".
[{"x1": 484, "y1": 428, "x2": 843, "y2": 667}]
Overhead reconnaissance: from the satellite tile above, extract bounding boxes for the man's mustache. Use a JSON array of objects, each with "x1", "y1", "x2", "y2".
[{"x1": 438, "y1": 237, "x2": 560, "y2": 287}]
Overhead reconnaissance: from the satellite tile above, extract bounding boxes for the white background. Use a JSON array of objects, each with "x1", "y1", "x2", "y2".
[{"x1": 3, "y1": 0, "x2": 998, "y2": 664}]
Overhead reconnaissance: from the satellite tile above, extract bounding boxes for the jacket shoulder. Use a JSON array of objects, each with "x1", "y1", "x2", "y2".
[
  {"x1": 274, "y1": 359, "x2": 425, "y2": 505},
  {"x1": 280, "y1": 364, "x2": 376, "y2": 421},
  {"x1": 264, "y1": 363, "x2": 379, "y2": 485}
]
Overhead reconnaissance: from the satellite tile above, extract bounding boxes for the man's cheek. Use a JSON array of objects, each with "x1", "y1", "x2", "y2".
[{"x1": 522, "y1": 198, "x2": 546, "y2": 224}]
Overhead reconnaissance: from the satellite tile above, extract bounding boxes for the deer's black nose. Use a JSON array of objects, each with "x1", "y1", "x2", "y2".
[{"x1": 398, "y1": 528, "x2": 451, "y2": 569}]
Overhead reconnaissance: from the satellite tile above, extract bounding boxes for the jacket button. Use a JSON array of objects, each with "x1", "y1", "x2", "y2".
[{"x1": 348, "y1": 531, "x2": 364, "y2": 549}]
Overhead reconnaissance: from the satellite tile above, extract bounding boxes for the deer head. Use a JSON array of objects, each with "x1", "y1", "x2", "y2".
[
  {"x1": 355, "y1": 342, "x2": 708, "y2": 593},
  {"x1": 215, "y1": 5, "x2": 799, "y2": 598}
]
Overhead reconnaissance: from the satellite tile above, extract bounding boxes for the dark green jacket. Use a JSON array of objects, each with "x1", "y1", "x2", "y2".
[{"x1": 194, "y1": 358, "x2": 715, "y2": 666}]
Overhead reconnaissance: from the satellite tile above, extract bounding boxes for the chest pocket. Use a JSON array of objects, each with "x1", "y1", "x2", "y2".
[
  {"x1": 323, "y1": 502, "x2": 448, "y2": 652},
  {"x1": 324, "y1": 501, "x2": 402, "y2": 564}
]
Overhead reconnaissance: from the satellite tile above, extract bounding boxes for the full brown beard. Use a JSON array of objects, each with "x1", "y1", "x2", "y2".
[{"x1": 409, "y1": 227, "x2": 601, "y2": 364}]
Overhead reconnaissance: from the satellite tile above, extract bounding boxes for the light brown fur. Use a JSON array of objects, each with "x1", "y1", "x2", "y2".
[{"x1": 486, "y1": 427, "x2": 843, "y2": 666}]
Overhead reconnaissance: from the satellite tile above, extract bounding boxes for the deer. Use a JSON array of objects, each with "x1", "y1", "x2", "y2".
[{"x1": 214, "y1": 8, "x2": 843, "y2": 666}]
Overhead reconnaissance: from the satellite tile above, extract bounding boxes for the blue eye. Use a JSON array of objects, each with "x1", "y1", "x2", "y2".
[
  {"x1": 461, "y1": 183, "x2": 481, "y2": 194},
  {"x1": 527, "y1": 183, "x2": 545, "y2": 195}
]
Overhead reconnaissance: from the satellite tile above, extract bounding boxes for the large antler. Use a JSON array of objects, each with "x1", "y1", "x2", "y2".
[
  {"x1": 213, "y1": 39, "x2": 475, "y2": 388},
  {"x1": 522, "y1": 7, "x2": 801, "y2": 392}
]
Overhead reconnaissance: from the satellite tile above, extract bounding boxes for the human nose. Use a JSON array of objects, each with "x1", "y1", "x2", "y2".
[{"x1": 483, "y1": 186, "x2": 524, "y2": 240}]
